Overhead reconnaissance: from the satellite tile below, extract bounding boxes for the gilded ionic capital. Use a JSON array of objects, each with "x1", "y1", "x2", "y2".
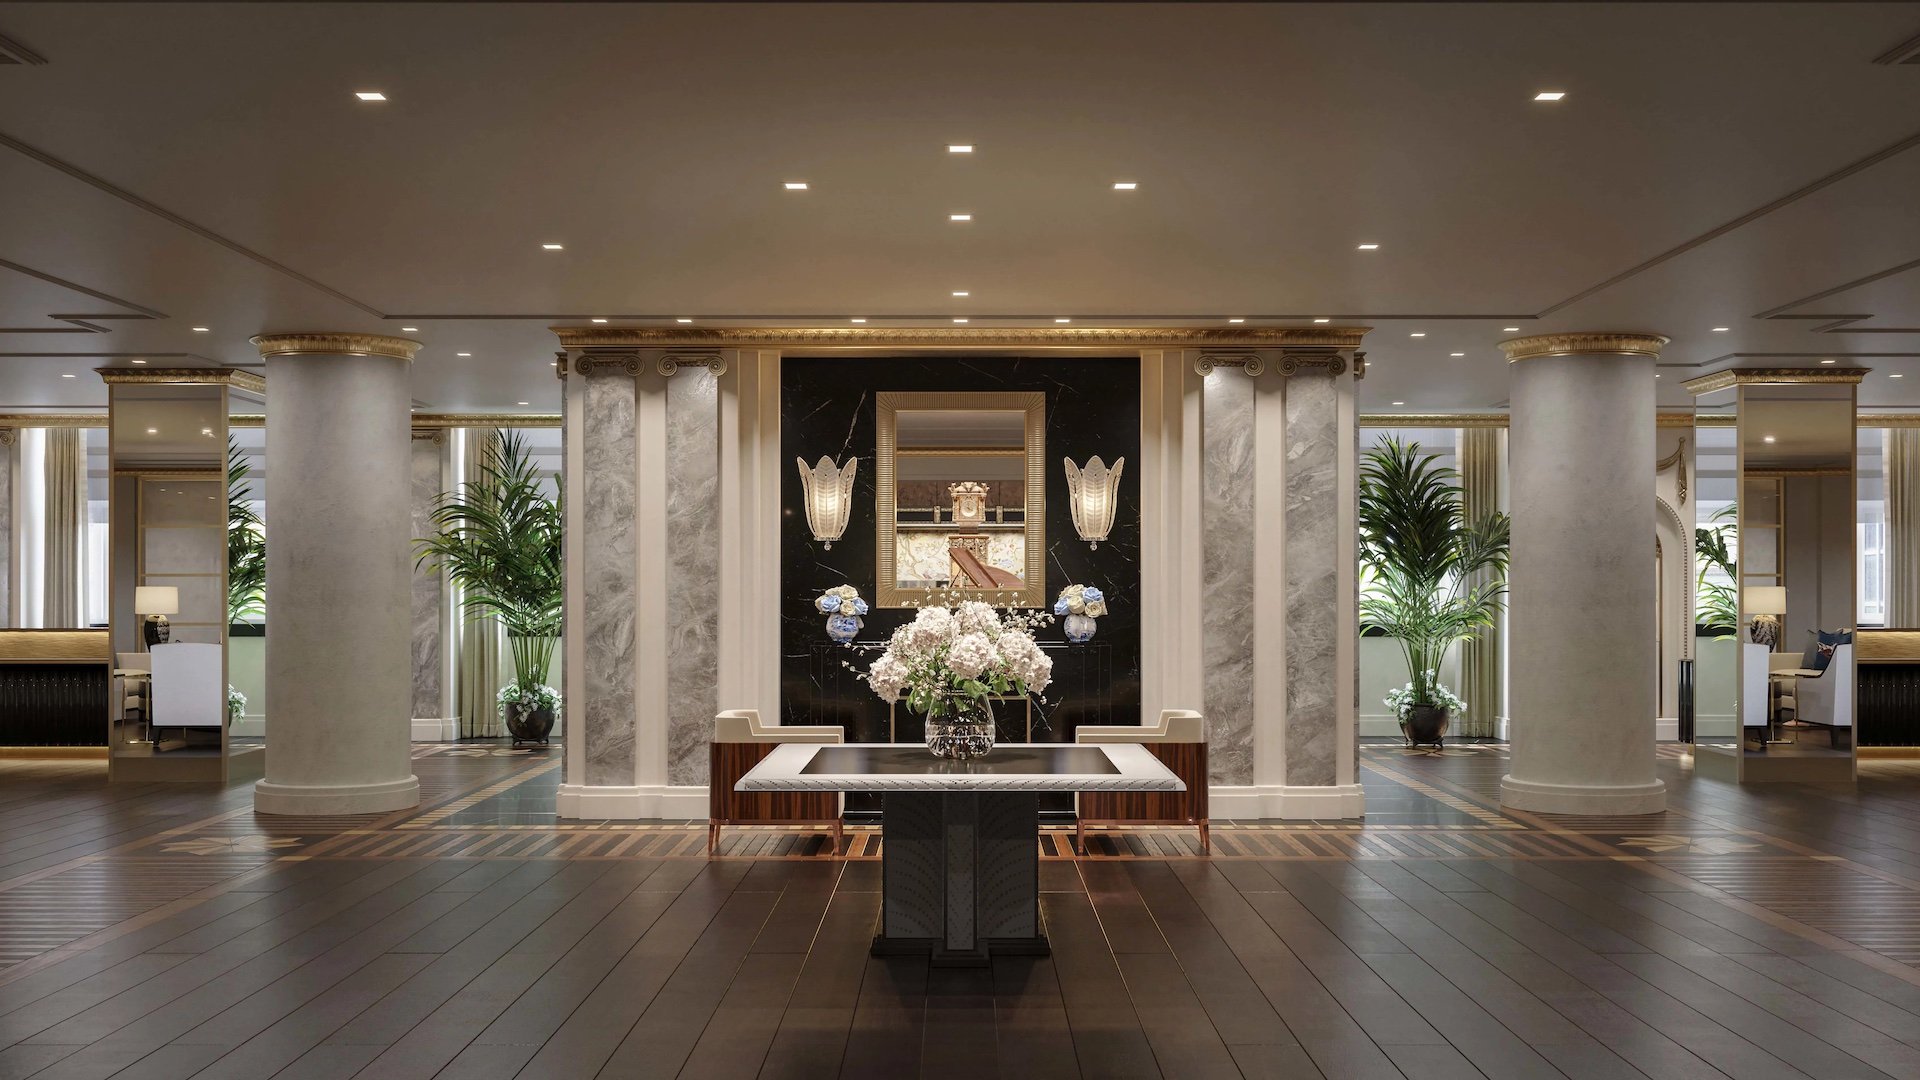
[{"x1": 250, "y1": 333, "x2": 422, "y2": 362}]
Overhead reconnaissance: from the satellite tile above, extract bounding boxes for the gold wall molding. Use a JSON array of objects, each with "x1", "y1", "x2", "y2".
[
  {"x1": 408, "y1": 413, "x2": 561, "y2": 429},
  {"x1": 1500, "y1": 332, "x2": 1669, "y2": 362},
  {"x1": 0, "y1": 629, "x2": 110, "y2": 662},
  {"x1": 1360, "y1": 413, "x2": 1510, "y2": 428},
  {"x1": 571, "y1": 350, "x2": 727, "y2": 377},
  {"x1": 95, "y1": 367, "x2": 265, "y2": 392},
  {"x1": 250, "y1": 332, "x2": 421, "y2": 362},
  {"x1": 552, "y1": 325, "x2": 1370, "y2": 350},
  {"x1": 1681, "y1": 366, "x2": 1871, "y2": 395},
  {"x1": 0, "y1": 413, "x2": 108, "y2": 428},
  {"x1": 1193, "y1": 350, "x2": 1356, "y2": 378}
]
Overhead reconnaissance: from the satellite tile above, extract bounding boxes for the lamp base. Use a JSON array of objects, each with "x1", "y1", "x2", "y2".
[{"x1": 142, "y1": 615, "x2": 171, "y2": 648}]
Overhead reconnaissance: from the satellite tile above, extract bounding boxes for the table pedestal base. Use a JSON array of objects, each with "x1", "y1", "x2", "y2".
[{"x1": 875, "y1": 791, "x2": 1046, "y2": 967}]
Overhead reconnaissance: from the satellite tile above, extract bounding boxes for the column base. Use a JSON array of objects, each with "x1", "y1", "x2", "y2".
[
  {"x1": 1499, "y1": 774, "x2": 1666, "y2": 815},
  {"x1": 1208, "y1": 783, "x2": 1365, "y2": 820},
  {"x1": 555, "y1": 783, "x2": 708, "y2": 820},
  {"x1": 254, "y1": 776, "x2": 420, "y2": 816}
]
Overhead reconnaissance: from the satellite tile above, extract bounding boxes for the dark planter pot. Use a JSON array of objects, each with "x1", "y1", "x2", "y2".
[
  {"x1": 1400, "y1": 705, "x2": 1450, "y2": 750},
  {"x1": 505, "y1": 703, "x2": 556, "y2": 748}
]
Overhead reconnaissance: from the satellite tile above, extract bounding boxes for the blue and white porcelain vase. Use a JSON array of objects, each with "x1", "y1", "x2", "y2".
[
  {"x1": 816, "y1": 585, "x2": 868, "y2": 645},
  {"x1": 1063, "y1": 613, "x2": 1098, "y2": 643},
  {"x1": 1055, "y1": 584, "x2": 1108, "y2": 644},
  {"x1": 826, "y1": 613, "x2": 862, "y2": 644}
]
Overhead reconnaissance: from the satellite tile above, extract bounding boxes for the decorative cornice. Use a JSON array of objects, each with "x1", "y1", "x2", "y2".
[
  {"x1": 1680, "y1": 367, "x2": 1871, "y2": 395},
  {"x1": 407, "y1": 413, "x2": 561, "y2": 429},
  {"x1": 1500, "y1": 332, "x2": 1669, "y2": 362},
  {"x1": 1360, "y1": 413, "x2": 1510, "y2": 428},
  {"x1": 570, "y1": 350, "x2": 727, "y2": 377},
  {"x1": 1193, "y1": 350, "x2": 1354, "y2": 378},
  {"x1": 0, "y1": 411, "x2": 564, "y2": 430},
  {"x1": 250, "y1": 333, "x2": 421, "y2": 362},
  {"x1": 551, "y1": 325, "x2": 1371, "y2": 349},
  {"x1": 95, "y1": 367, "x2": 265, "y2": 392},
  {"x1": 0, "y1": 413, "x2": 107, "y2": 427},
  {"x1": 1656, "y1": 412, "x2": 1695, "y2": 428},
  {"x1": 0, "y1": 428, "x2": 13, "y2": 446},
  {"x1": 412, "y1": 428, "x2": 446, "y2": 445}
]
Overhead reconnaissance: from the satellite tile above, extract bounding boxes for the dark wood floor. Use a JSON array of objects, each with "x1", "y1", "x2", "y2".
[{"x1": 0, "y1": 744, "x2": 1917, "y2": 1079}]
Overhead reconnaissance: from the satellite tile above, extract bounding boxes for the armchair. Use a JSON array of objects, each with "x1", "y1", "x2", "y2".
[
  {"x1": 1791, "y1": 644, "x2": 1854, "y2": 749},
  {"x1": 1075, "y1": 709, "x2": 1208, "y2": 853},
  {"x1": 709, "y1": 709, "x2": 843, "y2": 854}
]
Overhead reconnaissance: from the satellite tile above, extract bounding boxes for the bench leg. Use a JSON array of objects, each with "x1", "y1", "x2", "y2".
[{"x1": 1199, "y1": 820, "x2": 1211, "y2": 855}]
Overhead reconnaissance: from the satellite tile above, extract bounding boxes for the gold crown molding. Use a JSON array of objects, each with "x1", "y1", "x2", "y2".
[
  {"x1": 250, "y1": 333, "x2": 421, "y2": 362},
  {"x1": 571, "y1": 351, "x2": 727, "y2": 377},
  {"x1": 1680, "y1": 367, "x2": 1871, "y2": 395},
  {"x1": 1193, "y1": 350, "x2": 1355, "y2": 378},
  {"x1": 113, "y1": 467, "x2": 222, "y2": 479},
  {"x1": 408, "y1": 413, "x2": 561, "y2": 429},
  {"x1": 1500, "y1": 332, "x2": 1670, "y2": 362},
  {"x1": 0, "y1": 413, "x2": 108, "y2": 428},
  {"x1": 94, "y1": 367, "x2": 265, "y2": 392},
  {"x1": 1360, "y1": 413, "x2": 1509, "y2": 428},
  {"x1": 552, "y1": 326, "x2": 1371, "y2": 350},
  {"x1": 1657, "y1": 412, "x2": 1696, "y2": 428}
]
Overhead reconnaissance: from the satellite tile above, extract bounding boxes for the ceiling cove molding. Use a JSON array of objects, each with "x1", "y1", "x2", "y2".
[
  {"x1": 0, "y1": 130, "x2": 384, "y2": 317},
  {"x1": 1360, "y1": 414, "x2": 1510, "y2": 428},
  {"x1": 250, "y1": 333, "x2": 421, "y2": 362},
  {"x1": 0, "y1": 257, "x2": 165, "y2": 334},
  {"x1": 95, "y1": 367, "x2": 265, "y2": 392},
  {"x1": 1752, "y1": 255, "x2": 1920, "y2": 335},
  {"x1": 1500, "y1": 333, "x2": 1669, "y2": 362},
  {"x1": 1657, "y1": 351, "x2": 1920, "y2": 370},
  {"x1": 552, "y1": 326, "x2": 1371, "y2": 350},
  {"x1": 407, "y1": 413, "x2": 562, "y2": 429},
  {"x1": 1680, "y1": 367, "x2": 1872, "y2": 396},
  {"x1": 0, "y1": 31, "x2": 46, "y2": 65}
]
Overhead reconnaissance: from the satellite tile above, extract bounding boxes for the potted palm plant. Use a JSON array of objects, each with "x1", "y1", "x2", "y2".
[
  {"x1": 1694, "y1": 505, "x2": 1739, "y2": 638},
  {"x1": 415, "y1": 431, "x2": 563, "y2": 747},
  {"x1": 227, "y1": 438, "x2": 266, "y2": 626},
  {"x1": 1358, "y1": 436, "x2": 1510, "y2": 748}
]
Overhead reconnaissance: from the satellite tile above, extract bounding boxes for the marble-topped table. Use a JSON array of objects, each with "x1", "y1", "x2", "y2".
[{"x1": 738, "y1": 742, "x2": 1182, "y2": 965}]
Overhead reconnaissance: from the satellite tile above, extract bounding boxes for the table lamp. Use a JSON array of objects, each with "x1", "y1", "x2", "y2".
[
  {"x1": 1744, "y1": 585, "x2": 1786, "y2": 649},
  {"x1": 135, "y1": 585, "x2": 179, "y2": 648}
]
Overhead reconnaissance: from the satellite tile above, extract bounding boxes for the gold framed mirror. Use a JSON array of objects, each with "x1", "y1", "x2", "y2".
[{"x1": 876, "y1": 391, "x2": 1045, "y2": 609}]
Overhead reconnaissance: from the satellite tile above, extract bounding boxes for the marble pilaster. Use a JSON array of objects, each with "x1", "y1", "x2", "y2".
[
  {"x1": 666, "y1": 370, "x2": 719, "y2": 786},
  {"x1": 1200, "y1": 372, "x2": 1254, "y2": 786},
  {"x1": 0, "y1": 430, "x2": 11, "y2": 625},
  {"x1": 582, "y1": 374, "x2": 638, "y2": 788},
  {"x1": 1283, "y1": 374, "x2": 1340, "y2": 788},
  {"x1": 409, "y1": 433, "x2": 445, "y2": 726}
]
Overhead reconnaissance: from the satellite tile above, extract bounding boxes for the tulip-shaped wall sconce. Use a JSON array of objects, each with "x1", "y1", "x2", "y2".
[
  {"x1": 796, "y1": 455, "x2": 857, "y2": 549},
  {"x1": 1063, "y1": 455, "x2": 1124, "y2": 549}
]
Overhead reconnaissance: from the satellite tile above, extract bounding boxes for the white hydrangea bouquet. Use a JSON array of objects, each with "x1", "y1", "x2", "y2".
[{"x1": 865, "y1": 600, "x2": 1054, "y2": 757}]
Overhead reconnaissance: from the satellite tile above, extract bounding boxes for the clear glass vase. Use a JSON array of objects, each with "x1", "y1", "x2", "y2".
[{"x1": 925, "y1": 694, "x2": 996, "y2": 760}]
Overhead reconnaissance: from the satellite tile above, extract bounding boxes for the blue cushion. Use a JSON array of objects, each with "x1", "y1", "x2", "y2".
[{"x1": 1800, "y1": 629, "x2": 1853, "y2": 671}]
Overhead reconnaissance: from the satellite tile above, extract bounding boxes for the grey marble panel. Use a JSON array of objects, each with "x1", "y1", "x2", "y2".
[
  {"x1": 0, "y1": 438, "x2": 10, "y2": 624},
  {"x1": 1284, "y1": 375, "x2": 1339, "y2": 787},
  {"x1": 1202, "y1": 372, "x2": 1255, "y2": 786},
  {"x1": 410, "y1": 438, "x2": 443, "y2": 721},
  {"x1": 584, "y1": 376, "x2": 638, "y2": 787},
  {"x1": 666, "y1": 371, "x2": 719, "y2": 787}
]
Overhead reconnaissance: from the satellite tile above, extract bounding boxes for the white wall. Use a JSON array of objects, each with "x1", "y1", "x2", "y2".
[{"x1": 1359, "y1": 635, "x2": 1465, "y2": 737}]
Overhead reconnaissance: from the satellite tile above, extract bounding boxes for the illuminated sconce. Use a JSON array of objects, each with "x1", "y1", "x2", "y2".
[
  {"x1": 1063, "y1": 455, "x2": 1124, "y2": 549},
  {"x1": 796, "y1": 456, "x2": 857, "y2": 549}
]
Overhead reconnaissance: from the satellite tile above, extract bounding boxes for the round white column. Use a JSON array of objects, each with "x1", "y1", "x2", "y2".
[
  {"x1": 1500, "y1": 333, "x2": 1669, "y2": 815},
  {"x1": 251, "y1": 333, "x2": 422, "y2": 815}
]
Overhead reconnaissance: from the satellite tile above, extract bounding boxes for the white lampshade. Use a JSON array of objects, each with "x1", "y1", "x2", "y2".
[
  {"x1": 134, "y1": 585, "x2": 179, "y2": 615},
  {"x1": 1744, "y1": 585, "x2": 1787, "y2": 615}
]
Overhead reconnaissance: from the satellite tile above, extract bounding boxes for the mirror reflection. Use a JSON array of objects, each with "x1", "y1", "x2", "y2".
[{"x1": 877, "y1": 392, "x2": 1044, "y2": 608}]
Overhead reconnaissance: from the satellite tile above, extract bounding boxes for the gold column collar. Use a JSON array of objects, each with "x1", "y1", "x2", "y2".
[
  {"x1": 250, "y1": 333, "x2": 421, "y2": 362},
  {"x1": 1499, "y1": 332, "x2": 1669, "y2": 362}
]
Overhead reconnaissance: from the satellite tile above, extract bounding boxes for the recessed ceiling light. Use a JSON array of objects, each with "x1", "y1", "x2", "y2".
[
  {"x1": 1228, "y1": 318, "x2": 1245, "y2": 324},
  {"x1": 456, "y1": 352, "x2": 472, "y2": 357},
  {"x1": 850, "y1": 318, "x2": 866, "y2": 323},
  {"x1": 676, "y1": 318, "x2": 693, "y2": 324},
  {"x1": 200, "y1": 427, "x2": 213, "y2": 437},
  {"x1": 1410, "y1": 332, "x2": 1426, "y2": 338},
  {"x1": 1391, "y1": 401, "x2": 1406, "y2": 406},
  {"x1": 354, "y1": 91, "x2": 387, "y2": 102},
  {"x1": 1711, "y1": 326, "x2": 1729, "y2": 333},
  {"x1": 1503, "y1": 327, "x2": 1520, "y2": 333},
  {"x1": 131, "y1": 359, "x2": 147, "y2": 365},
  {"x1": 952, "y1": 291, "x2": 969, "y2": 297},
  {"x1": 949, "y1": 213, "x2": 972, "y2": 222},
  {"x1": 1892, "y1": 373, "x2": 1905, "y2": 379},
  {"x1": 1450, "y1": 352, "x2": 1465, "y2": 357},
  {"x1": 953, "y1": 318, "x2": 969, "y2": 324},
  {"x1": 191, "y1": 326, "x2": 210, "y2": 333},
  {"x1": 146, "y1": 427, "x2": 157, "y2": 434},
  {"x1": 61, "y1": 373, "x2": 75, "y2": 378},
  {"x1": 402, "y1": 326, "x2": 419, "y2": 332},
  {"x1": 948, "y1": 144, "x2": 973, "y2": 154},
  {"x1": 1356, "y1": 243, "x2": 1380, "y2": 250},
  {"x1": 516, "y1": 401, "x2": 530, "y2": 406},
  {"x1": 1112, "y1": 182, "x2": 1137, "y2": 190},
  {"x1": 541, "y1": 243, "x2": 564, "y2": 251},
  {"x1": 1055, "y1": 318, "x2": 1071, "y2": 324},
  {"x1": 1313, "y1": 318, "x2": 1330, "y2": 324},
  {"x1": 783, "y1": 181, "x2": 808, "y2": 190},
  {"x1": 590, "y1": 318, "x2": 608, "y2": 324},
  {"x1": 1820, "y1": 358, "x2": 1837, "y2": 364},
  {"x1": 1534, "y1": 91, "x2": 1566, "y2": 102},
  {"x1": 1763, "y1": 435, "x2": 1777, "y2": 443},
  {"x1": 1655, "y1": 374, "x2": 1661, "y2": 379}
]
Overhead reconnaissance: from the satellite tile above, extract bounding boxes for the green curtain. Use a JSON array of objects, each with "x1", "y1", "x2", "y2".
[
  {"x1": 456, "y1": 428, "x2": 506, "y2": 738},
  {"x1": 1889, "y1": 428, "x2": 1920, "y2": 627},
  {"x1": 42, "y1": 427, "x2": 86, "y2": 628},
  {"x1": 1455, "y1": 426, "x2": 1504, "y2": 738}
]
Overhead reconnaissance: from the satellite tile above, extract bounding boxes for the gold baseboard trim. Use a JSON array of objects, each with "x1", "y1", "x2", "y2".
[
  {"x1": 0, "y1": 746, "x2": 109, "y2": 759},
  {"x1": 1857, "y1": 747, "x2": 1920, "y2": 759}
]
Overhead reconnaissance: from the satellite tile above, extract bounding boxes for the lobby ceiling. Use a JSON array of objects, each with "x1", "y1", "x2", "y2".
[{"x1": 0, "y1": 2, "x2": 1917, "y2": 413}]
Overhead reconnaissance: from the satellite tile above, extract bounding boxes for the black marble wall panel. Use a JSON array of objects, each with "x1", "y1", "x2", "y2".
[{"x1": 781, "y1": 356, "x2": 1142, "y2": 745}]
